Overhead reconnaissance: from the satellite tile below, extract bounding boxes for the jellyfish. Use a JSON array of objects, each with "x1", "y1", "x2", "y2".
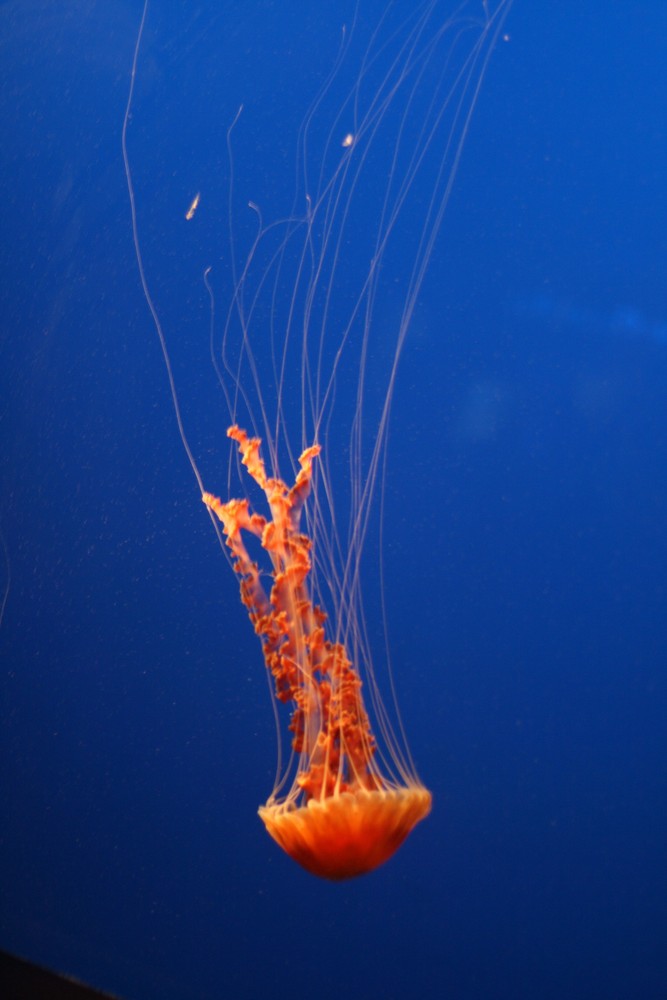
[
  {"x1": 203, "y1": 426, "x2": 432, "y2": 879},
  {"x1": 124, "y1": 0, "x2": 512, "y2": 879}
]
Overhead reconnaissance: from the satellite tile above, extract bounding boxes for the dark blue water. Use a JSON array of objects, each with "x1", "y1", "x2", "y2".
[{"x1": 1, "y1": 3, "x2": 666, "y2": 998}]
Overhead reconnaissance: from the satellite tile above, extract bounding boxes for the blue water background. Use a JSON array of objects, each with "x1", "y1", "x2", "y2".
[{"x1": 1, "y1": 2, "x2": 666, "y2": 998}]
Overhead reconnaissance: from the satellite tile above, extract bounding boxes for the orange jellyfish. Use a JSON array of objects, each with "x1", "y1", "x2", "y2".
[
  {"x1": 123, "y1": 0, "x2": 512, "y2": 881},
  {"x1": 203, "y1": 427, "x2": 431, "y2": 879}
]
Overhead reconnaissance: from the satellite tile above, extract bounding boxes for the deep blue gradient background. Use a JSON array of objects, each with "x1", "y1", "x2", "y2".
[{"x1": 1, "y1": 3, "x2": 666, "y2": 998}]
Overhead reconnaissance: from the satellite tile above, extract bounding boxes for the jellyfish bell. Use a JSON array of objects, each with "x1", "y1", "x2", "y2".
[
  {"x1": 260, "y1": 787, "x2": 433, "y2": 881},
  {"x1": 124, "y1": 0, "x2": 512, "y2": 878}
]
